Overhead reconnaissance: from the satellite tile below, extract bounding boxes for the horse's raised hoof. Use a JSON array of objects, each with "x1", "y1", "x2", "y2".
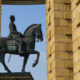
[
  {"x1": 32, "y1": 63, "x2": 37, "y2": 67},
  {"x1": 33, "y1": 60, "x2": 38, "y2": 67}
]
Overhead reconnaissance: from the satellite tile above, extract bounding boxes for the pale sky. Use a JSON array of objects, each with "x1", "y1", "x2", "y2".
[{"x1": 1, "y1": 4, "x2": 47, "y2": 80}]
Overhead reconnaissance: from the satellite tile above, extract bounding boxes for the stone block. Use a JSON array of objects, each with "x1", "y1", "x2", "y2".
[
  {"x1": 54, "y1": 52, "x2": 60, "y2": 59},
  {"x1": 72, "y1": 1, "x2": 77, "y2": 10},
  {"x1": 76, "y1": 5, "x2": 80, "y2": 18},
  {"x1": 49, "y1": 37, "x2": 55, "y2": 48},
  {"x1": 55, "y1": 34, "x2": 72, "y2": 43},
  {"x1": 50, "y1": 69, "x2": 55, "y2": 79},
  {"x1": 60, "y1": 52, "x2": 69, "y2": 59},
  {"x1": 74, "y1": 61, "x2": 80, "y2": 73},
  {"x1": 67, "y1": 4, "x2": 71, "y2": 11},
  {"x1": 59, "y1": 19, "x2": 68, "y2": 27},
  {"x1": 55, "y1": 19, "x2": 71, "y2": 28},
  {"x1": 51, "y1": 44, "x2": 55, "y2": 53},
  {"x1": 72, "y1": 9, "x2": 77, "y2": 21},
  {"x1": 54, "y1": 11, "x2": 64, "y2": 18},
  {"x1": 47, "y1": 46, "x2": 51, "y2": 58},
  {"x1": 48, "y1": 52, "x2": 55, "y2": 62},
  {"x1": 55, "y1": 43, "x2": 66, "y2": 51},
  {"x1": 69, "y1": 70, "x2": 73, "y2": 77},
  {"x1": 55, "y1": 68, "x2": 69, "y2": 77},
  {"x1": 47, "y1": 59, "x2": 51, "y2": 73},
  {"x1": 65, "y1": 77, "x2": 73, "y2": 80},
  {"x1": 55, "y1": 43, "x2": 72, "y2": 52},
  {"x1": 59, "y1": 3, "x2": 67, "y2": 11},
  {"x1": 55, "y1": 59, "x2": 73, "y2": 69},
  {"x1": 54, "y1": 3, "x2": 59, "y2": 11},
  {"x1": 54, "y1": 19, "x2": 60, "y2": 26},
  {"x1": 67, "y1": 60, "x2": 73, "y2": 69},
  {"x1": 61, "y1": 0, "x2": 71, "y2": 4},
  {"x1": 73, "y1": 50, "x2": 80, "y2": 63},
  {"x1": 73, "y1": 24, "x2": 80, "y2": 41},
  {"x1": 56, "y1": 77, "x2": 65, "y2": 80},
  {"x1": 65, "y1": 43, "x2": 72, "y2": 52},
  {"x1": 55, "y1": 59, "x2": 67, "y2": 68},
  {"x1": 73, "y1": 38, "x2": 80, "y2": 52},
  {"x1": 68, "y1": 53, "x2": 73, "y2": 59},
  {"x1": 64, "y1": 11, "x2": 71, "y2": 19},
  {"x1": 46, "y1": 0, "x2": 51, "y2": 12},
  {"x1": 55, "y1": 27, "x2": 72, "y2": 35},
  {"x1": 54, "y1": 0, "x2": 61, "y2": 3},
  {"x1": 74, "y1": 73, "x2": 80, "y2": 80},
  {"x1": 72, "y1": 30, "x2": 77, "y2": 41},
  {"x1": 51, "y1": 61, "x2": 55, "y2": 71},
  {"x1": 46, "y1": 0, "x2": 54, "y2": 13},
  {"x1": 72, "y1": 18, "x2": 80, "y2": 31}
]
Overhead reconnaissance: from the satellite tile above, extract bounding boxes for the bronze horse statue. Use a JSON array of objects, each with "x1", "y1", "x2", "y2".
[{"x1": 0, "y1": 24, "x2": 43, "y2": 73}]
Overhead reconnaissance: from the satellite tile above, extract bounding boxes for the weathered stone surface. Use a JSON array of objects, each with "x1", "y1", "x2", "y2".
[
  {"x1": 46, "y1": 0, "x2": 73, "y2": 80},
  {"x1": 72, "y1": 0, "x2": 80, "y2": 80},
  {"x1": 0, "y1": 72, "x2": 34, "y2": 80}
]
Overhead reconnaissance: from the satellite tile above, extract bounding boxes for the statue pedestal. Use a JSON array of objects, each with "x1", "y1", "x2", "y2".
[{"x1": 0, "y1": 72, "x2": 34, "y2": 80}]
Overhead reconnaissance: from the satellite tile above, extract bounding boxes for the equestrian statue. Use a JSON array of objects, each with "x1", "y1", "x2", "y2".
[{"x1": 0, "y1": 15, "x2": 43, "y2": 73}]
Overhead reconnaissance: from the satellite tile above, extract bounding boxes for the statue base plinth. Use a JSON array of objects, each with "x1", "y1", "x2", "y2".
[{"x1": 0, "y1": 72, "x2": 34, "y2": 80}]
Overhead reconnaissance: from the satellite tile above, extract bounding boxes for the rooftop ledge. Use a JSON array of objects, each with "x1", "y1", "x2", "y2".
[{"x1": 2, "y1": 0, "x2": 45, "y2": 5}]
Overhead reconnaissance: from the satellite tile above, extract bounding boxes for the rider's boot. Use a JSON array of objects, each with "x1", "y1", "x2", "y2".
[{"x1": 18, "y1": 39, "x2": 24, "y2": 54}]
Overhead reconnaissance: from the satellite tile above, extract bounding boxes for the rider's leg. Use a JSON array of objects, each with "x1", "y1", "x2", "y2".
[{"x1": 18, "y1": 38, "x2": 24, "y2": 53}]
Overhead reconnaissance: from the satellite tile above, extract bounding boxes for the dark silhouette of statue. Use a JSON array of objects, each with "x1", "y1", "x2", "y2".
[
  {"x1": 0, "y1": 15, "x2": 43, "y2": 73},
  {"x1": 8, "y1": 15, "x2": 23, "y2": 54}
]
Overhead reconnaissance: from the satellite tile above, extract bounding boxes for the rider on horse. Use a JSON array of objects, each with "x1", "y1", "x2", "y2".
[{"x1": 8, "y1": 15, "x2": 24, "y2": 54}]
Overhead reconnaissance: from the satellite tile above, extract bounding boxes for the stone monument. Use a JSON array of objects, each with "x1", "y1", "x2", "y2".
[{"x1": 0, "y1": 15, "x2": 43, "y2": 80}]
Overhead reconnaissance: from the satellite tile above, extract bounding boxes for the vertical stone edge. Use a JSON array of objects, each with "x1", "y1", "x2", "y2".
[
  {"x1": 46, "y1": 0, "x2": 55, "y2": 80},
  {"x1": 72, "y1": 0, "x2": 80, "y2": 80}
]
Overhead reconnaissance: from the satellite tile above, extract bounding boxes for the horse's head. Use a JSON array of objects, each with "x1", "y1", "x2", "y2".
[
  {"x1": 35, "y1": 24, "x2": 43, "y2": 42},
  {"x1": 23, "y1": 24, "x2": 43, "y2": 42}
]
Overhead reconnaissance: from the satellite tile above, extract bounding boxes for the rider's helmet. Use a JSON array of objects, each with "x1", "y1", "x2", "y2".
[{"x1": 10, "y1": 15, "x2": 15, "y2": 22}]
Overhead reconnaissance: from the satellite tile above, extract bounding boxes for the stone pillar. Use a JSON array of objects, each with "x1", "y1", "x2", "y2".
[
  {"x1": 72, "y1": 0, "x2": 80, "y2": 80},
  {"x1": 0, "y1": 0, "x2": 1, "y2": 36},
  {"x1": 46, "y1": 0, "x2": 73, "y2": 80}
]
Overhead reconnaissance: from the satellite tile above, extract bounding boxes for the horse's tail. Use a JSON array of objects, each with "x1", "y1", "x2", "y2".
[{"x1": 8, "y1": 54, "x2": 11, "y2": 62}]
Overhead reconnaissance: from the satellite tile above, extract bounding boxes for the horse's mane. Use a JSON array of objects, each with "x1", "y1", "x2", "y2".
[{"x1": 23, "y1": 24, "x2": 37, "y2": 35}]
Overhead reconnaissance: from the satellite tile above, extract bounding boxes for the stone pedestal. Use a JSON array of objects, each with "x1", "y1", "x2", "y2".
[{"x1": 0, "y1": 72, "x2": 34, "y2": 80}]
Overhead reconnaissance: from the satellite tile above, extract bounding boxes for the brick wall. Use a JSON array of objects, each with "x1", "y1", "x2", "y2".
[
  {"x1": 72, "y1": 0, "x2": 80, "y2": 80},
  {"x1": 46, "y1": 0, "x2": 73, "y2": 80}
]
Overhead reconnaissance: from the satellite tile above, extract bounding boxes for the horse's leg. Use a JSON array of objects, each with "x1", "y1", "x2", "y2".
[
  {"x1": 22, "y1": 54, "x2": 29, "y2": 72},
  {"x1": 2, "y1": 61, "x2": 11, "y2": 73},
  {"x1": 2, "y1": 59, "x2": 11, "y2": 73},
  {"x1": 1, "y1": 54, "x2": 11, "y2": 73},
  {"x1": 27, "y1": 50, "x2": 40, "y2": 67},
  {"x1": 32, "y1": 50, "x2": 40, "y2": 67}
]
